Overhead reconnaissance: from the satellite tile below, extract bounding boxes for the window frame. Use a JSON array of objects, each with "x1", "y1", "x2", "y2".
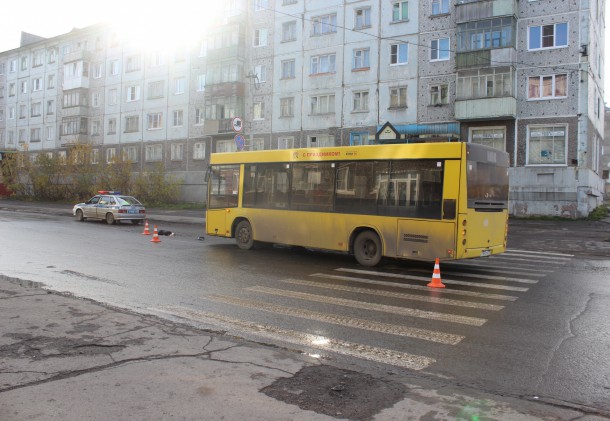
[{"x1": 431, "y1": 37, "x2": 450, "y2": 61}]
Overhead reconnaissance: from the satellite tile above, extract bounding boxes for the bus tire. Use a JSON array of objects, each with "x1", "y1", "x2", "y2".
[
  {"x1": 235, "y1": 220, "x2": 254, "y2": 250},
  {"x1": 354, "y1": 230, "x2": 382, "y2": 267}
]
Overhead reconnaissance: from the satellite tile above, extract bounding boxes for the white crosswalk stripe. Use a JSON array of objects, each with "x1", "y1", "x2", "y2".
[{"x1": 151, "y1": 249, "x2": 572, "y2": 371}]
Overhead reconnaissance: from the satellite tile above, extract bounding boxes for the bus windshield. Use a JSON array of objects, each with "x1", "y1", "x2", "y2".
[{"x1": 466, "y1": 144, "x2": 509, "y2": 211}]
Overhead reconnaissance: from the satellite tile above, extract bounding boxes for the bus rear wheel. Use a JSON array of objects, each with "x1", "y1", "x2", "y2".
[
  {"x1": 235, "y1": 220, "x2": 254, "y2": 250},
  {"x1": 354, "y1": 231, "x2": 382, "y2": 267}
]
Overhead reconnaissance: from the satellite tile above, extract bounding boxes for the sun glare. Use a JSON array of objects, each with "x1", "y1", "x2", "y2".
[{"x1": 103, "y1": 2, "x2": 225, "y2": 52}]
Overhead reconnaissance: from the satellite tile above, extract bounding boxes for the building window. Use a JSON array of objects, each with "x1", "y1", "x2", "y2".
[
  {"x1": 93, "y1": 63, "x2": 103, "y2": 78},
  {"x1": 145, "y1": 145, "x2": 163, "y2": 161},
  {"x1": 46, "y1": 126, "x2": 54, "y2": 141},
  {"x1": 151, "y1": 51, "x2": 166, "y2": 67},
  {"x1": 123, "y1": 146, "x2": 138, "y2": 162},
  {"x1": 91, "y1": 120, "x2": 101, "y2": 136},
  {"x1": 126, "y1": 55, "x2": 141, "y2": 72},
  {"x1": 171, "y1": 143, "x2": 184, "y2": 160},
  {"x1": 147, "y1": 113, "x2": 163, "y2": 130},
  {"x1": 390, "y1": 43, "x2": 408, "y2": 65},
  {"x1": 193, "y1": 142, "x2": 206, "y2": 159},
  {"x1": 195, "y1": 108, "x2": 205, "y2": 125},
  {"x1": 20, "y1": 56, "x2": 28, "y2": 71},
  {"x1": 528, "y1": 23, "x2": 568, "y2": 50},
  {"x1": 281, "y1": 59, "x2": 295, "y2": 79},
  {"x1": 48, "y1": 49, "x2": 57, "y2": 63},
  {"x1": 308, "y1": 135, "x2": 334, "y2": 147},
  {"x1": 312, "y1": 14, "x2": 337, "y2": 35},
  {"x1": 310, "y1": 53, "x2": 336, "y2": 74},
  {"x1": 31, "y1": 102, "x2": 42, "y2": 117},
  {"x1": 92, "y1": 92, "x2": 100, "y2": 107},
  {"x1": 430, "y1": 84, "x2": 449, "y2": 105},
  {"x1": 61, "y1": 117, "x2": 88, "y2": 135},
  {"x1": 310, "y1": 94, "x2": 335, "y2": 114},
  {"x1": 109, "y1": 88, "x2": 118, "y2": 105},
  {"x1": 9, "y1": 83, "x2": 15, "y2": 97},
  {"x1": 21, "y1": 81, "x2": 28, "y2": 94},
  {"x1": 254, "y1": 0, "x2": 268, "y2": 11},
  {"x1": 457, "y1": 18, "x2": 514, "y2": 52},
  {"x1": 106, "y1": 148, "x2": 116, "y2": 163},
  {"x1": 392, "y1": 1, "x2": 408, "y2": 22},
  {"x1": 30, "y1": 128, "x2": 41, "y2": 142},
  {"x1": 108, "y1": 118, "x2": 116, "y2": 134},
  {"x1": 217, "y1": 140, "x2": 237, "y2": 153},
  {"x1": 389, "y1": 87, "x2": 407, "y2": 108},
  {"x1": 124, "y1": 116, "x2": 139, "y2": 133},
  {"x1": 197, "y1": 74, "x2": 206, "y2": 92},
  {"x1": 19, "y1": 104, "x2": 27, "y2": 119},
  {"x1": 148, "y1": 80, "x2": 165, "y2": 99},
  {"x1": 47, "y1": 74, "x2": 55, "y2": 89},
  {"x1": 9, "y1": 59, "x2": 17, "y2": 73},
  {"x1": 253, "y1": 101, "x2": 264, "y2": 120},
  {"x1": 457, "y1": 66, "x2": 513, "y2": 99},
  {"x1": 278, "y1": 136, "x2": 294, "y2": 149},
  {"x1": 173, "y1": 110, "x2": 184, "y2": 127},
  {"x1": 350, "y1": 132, "x2": 370, "y2": 146},
  {"x1": 527, "y1": 125, "x2": 567, "y2": 165},
  {"x1": 280, "y1": 97, "x2": 294, "y2": 117},
  {"x1": 110, "y1": 60, "x2": 119, "y2": 76},
  {"x1": 470, "y1": 127, "x2": 505, "y2": 151},
  {"x1": 431, "y1": 37, "x2": 450, "y2": 61},
  {"x1": 527, "y1": 74, "x2": 567, "y2": 99},
  {"x1": 174, "y1": 77, "x2": 185, "y2": 95},
  {"x1": 354, "y1": 7, "x2": 372, "y2": 29},
  {"x1": 32, "y1": 78, "x2": 43, "y2": 91},
  {"x1": 353, "y1": 48, "x2": 370, "y2": 70},
  {"x1": 282, "y1": 21, "x2": 297, "y2": 42},
  {"x1": 254, "y1": 64, "x2": 266, "y2": 83},
  {"x1": 254, "y1": 28, "x2": 268, "y2": 47},
  {"x1": 353, "y1": 91, "x2": 369, "y2": 112},
  {"x1": 126, "y1": 85, "x2": 140, "y2": 102},
  {"x1": 432, "y1": 0, "x2": 449, "y2": 15}
]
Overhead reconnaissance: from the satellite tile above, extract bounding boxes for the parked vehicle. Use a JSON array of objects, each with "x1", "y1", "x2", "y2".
[{"x1": 73, "y1": 191, "x2": 146, "y2": 225}]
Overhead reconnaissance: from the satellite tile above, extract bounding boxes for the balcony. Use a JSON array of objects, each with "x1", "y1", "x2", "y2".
[
  {"x1": 455, "y1": 96, "x2": 516, "y2": 120},
  {"x1": 455, "y1": 0, "x2": 517, "y2": 23},
  {"x1": 205, "y1": 82, "x2": 246, "y2": 98},
  {"x1": 63, "y1": 50, "x2": 91, "y2": 63},
  {"x1": 60, "y1": 134, "x2": 89, "y2": 146},
  {"x1": 206, "y1": 45, "x2": 246, "y2": 62},
  {"x1": 204, "y1": 119, "x2": 237, "y2": 135},
  {"x1": 61, "y1": 105, "x2": 89, "y2": 117},
  {"x1": 456, "y1": 47, "x2": 515, "y2": 69}
]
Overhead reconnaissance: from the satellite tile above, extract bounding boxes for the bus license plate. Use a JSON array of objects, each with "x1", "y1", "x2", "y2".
[{"x1": 481, "y1": 250, "x2": 491, "y2": 257}]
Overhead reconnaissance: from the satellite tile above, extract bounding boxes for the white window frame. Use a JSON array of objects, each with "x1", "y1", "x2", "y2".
[
  {"x1": 282, "y1": 21, "x2": 297, "y2": 42},
  {"x1": 278, "y1": 136, "x2": 295, "y2": 149},
  {"x1": 431, "y1": 37, "x2": 450, "y2": 61},
  {"x1": 280, "y1": 97, "x2": 294, "y2": 117},
  {"x1": 353, "y1": 91, "x2": 369, "y2": 112},
  {"x1": 308, "y1": 135, "x2": 334, "y2": 148},
  {"x1": 106, "y1": 148, "x2": 117, "y2": 164},
  {"x1": 126, "y1": 85, "x2": 141, "y2": 102},
  {"x1": 310, "y1": 94, "x2": 335, "y2": 114},
  {"x1": 145, "y1": 145, "x2": 163, "y2": 162},
  {"x1": 171, "y1": 143, "x2": 184, "y2": 161},
  {"x1": 527, "y1": 74, "x2": 567, "y2": 100},
  {"x1": 281, "y1": 59, "x2": 296, "y2": 79},
  {"x1": 174, "y1": 77, "x2": 185, "y2": 95},
  {"x1": 430, "y1": 84, "x2": 449, "y2": 105},
  {"x1": 526, "y1": 124, "x2": 568, "y2": 166},
  {"x1": 354, "y1": 7, "x2": 372, "y2": 29},
  {"x1": 193, "y1": 142, "x2": 206, "y2": 159},
  {"x1": 310, "y1": 53, "x2": 336, "y2": 74},
  {"x1": 392, "y1": 1, "x2": 408, "y2": 22},
  {"x1": 253, "y1": 28, "x2": 268, "y2": 47},
  {"x1": 469, "y1": 126, "x2": 506, "y2": 151},
  {"x1": 390, "y1": 43, "x2": 408, "y2": 65},
  {"x1": 312, "y1": 14, "x2": 337, "y2": 36},
  {"x1": 253, "y1": 101, "x2": 264, "y2": 120},
  {"x1": 389, "y1": 86, "x2": 408, "y2": 108},
  {"x1": 353, "y1": 48, "x2": 370, "y2": 70},
  {"x1": 147, "y1": 113, "x2": 163, "y2": 130},
  {"x1": 172, "y1": 109, "x2": 184, "y2": 127},
  {"x1": 528, "y1": 23, "x2": 568, "y2": 50},
  {"x1": 432, "y1": 0, "x2": 449, "y2": 15}
]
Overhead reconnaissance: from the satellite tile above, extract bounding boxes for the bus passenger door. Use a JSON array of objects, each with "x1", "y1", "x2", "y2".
[
  {"x1": 396, "y1": 220, "x2": 455, "y2": 260},
  {"x1": 206, "y1": 209, "x2": 231, "y2": 237}
]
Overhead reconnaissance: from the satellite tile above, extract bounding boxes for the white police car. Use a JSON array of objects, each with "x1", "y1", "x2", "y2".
[{"x1": 73, "y1": 191, "x2": 146, "y2": 225}]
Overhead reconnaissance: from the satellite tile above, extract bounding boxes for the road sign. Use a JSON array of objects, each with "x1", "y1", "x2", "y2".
[
  {"x1": 234, "y1": 134, "x2": 245, "y2": 151},
  {"x1": 231, "y1": 117, "x2": 243, "y2": 133}
]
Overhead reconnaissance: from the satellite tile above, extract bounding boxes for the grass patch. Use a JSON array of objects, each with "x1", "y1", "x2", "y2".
[{"x1": 587, "y1": 205, "x2": 609, "y2": 221}]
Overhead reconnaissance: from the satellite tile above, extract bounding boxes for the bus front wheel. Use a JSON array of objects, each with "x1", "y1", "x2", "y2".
[
  {"x1": 235, "y1": 220, "x2": 254, "y2": 250},
  {"x1": 354, "y1": 231, "x2": 382, "y2": 267}
]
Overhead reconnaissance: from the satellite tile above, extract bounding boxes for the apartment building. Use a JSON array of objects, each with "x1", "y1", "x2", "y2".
[{"x1": 0, "y1": 0, "x2": 605, "y2": 216}]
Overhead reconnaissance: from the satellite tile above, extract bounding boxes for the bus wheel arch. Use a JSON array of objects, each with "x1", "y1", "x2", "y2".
[
  {"x1": 234, "y1": 218, "x2": 255, "y2": 250},
  {"x1": 351, "y1": 228, "x2": 383, "y2": 267}
]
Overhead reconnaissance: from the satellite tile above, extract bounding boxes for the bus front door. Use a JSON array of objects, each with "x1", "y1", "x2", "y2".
[{"x1": 206, "y1": 209, "x2": 231, "y2": 238}]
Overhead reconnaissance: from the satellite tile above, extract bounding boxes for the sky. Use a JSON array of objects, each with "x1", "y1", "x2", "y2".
[{"x1": 1, "y1": 1, "x2": 609, "y2": 104}]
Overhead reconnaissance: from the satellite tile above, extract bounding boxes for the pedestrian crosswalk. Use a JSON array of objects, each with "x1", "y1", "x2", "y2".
[{"x1": 152, "y1": 249, "x2": 573, "y2": 371}]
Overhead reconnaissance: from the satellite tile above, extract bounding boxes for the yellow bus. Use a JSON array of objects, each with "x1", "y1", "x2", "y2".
[{"x1": 206, "y1": 142, "x2": 509, "y2": 267}]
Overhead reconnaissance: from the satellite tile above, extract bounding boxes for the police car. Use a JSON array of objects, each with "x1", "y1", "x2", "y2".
[{"x1": 73, "y1": 191, "x2": 146, "y2": 225}]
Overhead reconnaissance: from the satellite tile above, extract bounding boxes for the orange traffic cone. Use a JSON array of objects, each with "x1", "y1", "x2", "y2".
[
  {"x1": 427, "y1": 258, "x2": 445, "y2": 288},
  {"x1": 142, "y1": 220, "x2": 151, "y2": 235},
  {"x1": 150, "y1": 225, "x2": 161, "y2": 243}
]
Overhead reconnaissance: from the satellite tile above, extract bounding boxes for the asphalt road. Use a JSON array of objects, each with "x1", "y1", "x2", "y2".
[{"x1": 1, "y1": 209, "x2": 610, "y2": 417}]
